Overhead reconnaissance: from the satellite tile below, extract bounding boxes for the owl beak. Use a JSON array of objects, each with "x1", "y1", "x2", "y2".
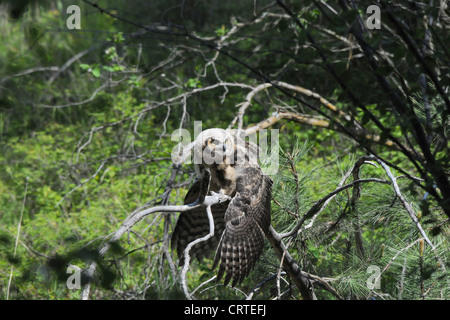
[
  {"x1": 207, "y1": 139, "x2": 226, "y2": 151},
  {"x1": 210, "y1": 143, "x2": 226, "y2": 152}
]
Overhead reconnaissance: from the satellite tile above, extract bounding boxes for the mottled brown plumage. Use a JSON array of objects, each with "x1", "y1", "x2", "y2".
[{"x1": 171, "y1": 129, "x2": 272, "y2": 286}]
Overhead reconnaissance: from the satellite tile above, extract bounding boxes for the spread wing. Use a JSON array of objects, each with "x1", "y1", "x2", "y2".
[
  {"x1": 171, "y1": 178, "x2": 229, "y2": 265},
  {"x1": 213, "y1": 166, "x2": 272, "y2": 286}
]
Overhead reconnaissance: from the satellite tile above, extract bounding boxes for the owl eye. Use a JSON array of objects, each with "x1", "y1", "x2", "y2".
[{"x1": 208, "y1": 138, "x2": 219, "y2": 145}]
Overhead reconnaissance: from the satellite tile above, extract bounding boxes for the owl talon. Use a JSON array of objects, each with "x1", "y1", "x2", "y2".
[{"x1": 210, "y1": 191, "x2": 231, "y2": 203}]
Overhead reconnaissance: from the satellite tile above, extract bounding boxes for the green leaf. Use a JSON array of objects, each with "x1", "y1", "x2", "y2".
[
  {"x1": 185, "y1": 78, "x2": 201, "y2": 88},
  {"x1": 113, "y1": 64, "x2": 124, "y2": 71},
  {"x1": 92, "y1": 67, "x2": 101, "y2": 78},
  {"x1": 102, "y1": 65, "x2": 114, "y2": 72},
  {"x1": 79, "y1": 63, "x2": 90, "y2": 70},
  {"x1": 215, "y1": 25, "x2": 228, "y2": 37}
]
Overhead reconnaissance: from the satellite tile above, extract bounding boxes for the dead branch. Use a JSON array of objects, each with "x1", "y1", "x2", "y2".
[
  {"x1": 265, "y1": 225, "x2": 316, "y2": 300},
  {"x1": 80, "y1": 189, "x2": 230, "y2": 300},
  {"x1": 245, "y1": 110, "x2": 406, "y2": 152},
  {"x1": 373, "y1": 157, "x2": 446, "y2": 273},
  {"x1": 234, "y1": 79, "x2": 416, "y2": 154},
  {"x1": 181, "y1": 205, "x2": 216, "y2": 300},
  {"x1": 278, "y1": 178, "x2": 390, "y2": 239}
]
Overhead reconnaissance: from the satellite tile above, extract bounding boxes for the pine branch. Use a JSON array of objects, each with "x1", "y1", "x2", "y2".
[
  {"x1": 279, "y1": 178, "x2": 390, "y2": 239},
  {"x1": 265, "y1": 225, "x2": 316, "y2": 300}
]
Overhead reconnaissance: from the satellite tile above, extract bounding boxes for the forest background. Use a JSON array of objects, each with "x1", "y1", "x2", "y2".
[{"x1": 0, "y1": 0, "x2": 448, "y2": 300}]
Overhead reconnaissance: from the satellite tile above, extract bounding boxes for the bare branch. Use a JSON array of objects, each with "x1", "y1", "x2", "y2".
[
  {"x1": 279, "y1": 178, "x2": 390, "y2": 239},
  {"x1": 265, "y1": 225, "x2": 316, "y2": 300},
  {"x1": 38, "y1": 81, "x2": 111, "y2": 109},
  {"x1": 0, "y1": 66, "x2": 59, "y2": 83},
  {"x1": 376, "y1": 159, "x2": 435, "y2": 250},
  {"x1": 181, "y1": 205, "x2": 215, "y2": 300},
  {"x1": 80, "y1": 191, "x2": 230, "y2": 300},
  {"x1": 373, "y1": 237, "x2": 424, "y2": 290}
]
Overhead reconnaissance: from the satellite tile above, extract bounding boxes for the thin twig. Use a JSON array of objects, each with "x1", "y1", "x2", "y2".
[
  {"x1": 6, "y1": 177, "x2": 29, "y2": 300},
  {"x1": 279, "y1": 178, "x2": 390, "y2": 238},
  {"x1": 80, "y1": 192, "x2": 229, "y2": 300},
  {"x1": 376, "y1": 160, "x2": 435, "y2": 250},
  {"x1": 181, "y1": 205, "x2": 215, "y2": 300},
  {"x1": 373, "y1": 238, "x2": 424, "y2": 288}
]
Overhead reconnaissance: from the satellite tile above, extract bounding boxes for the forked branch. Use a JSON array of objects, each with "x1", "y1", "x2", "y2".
[{"x1": 80, "y1": 170, "x2": 230, "y2": 299}]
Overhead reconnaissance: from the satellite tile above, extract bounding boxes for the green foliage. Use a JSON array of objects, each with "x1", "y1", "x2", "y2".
[
  {"x1": 261, "y1": 144, "x2": 449, "y2": 300},
  {"x1": 0, "y1": 0, "x2": 448, "y2": 300},
  {"x1": 214, "y1": 25, "x2": 229, "y2": 37}
]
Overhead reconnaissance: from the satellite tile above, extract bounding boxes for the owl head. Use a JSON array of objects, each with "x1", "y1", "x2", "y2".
[{"x1": 194, "y1": 128, "x2": 234, "y2": 166}]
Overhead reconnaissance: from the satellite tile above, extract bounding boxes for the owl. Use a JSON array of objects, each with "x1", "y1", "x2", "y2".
[{"x1": 171, "y1": 128, "x2": 272, "y2": 287}]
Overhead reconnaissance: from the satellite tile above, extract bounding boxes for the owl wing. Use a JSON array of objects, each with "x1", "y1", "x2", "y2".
[
  {"x1": 171, "y1": 178, "x2": 229, "y2": 265},
  {"x1": 213, "y1": 166, "x2": 272, "y2": 286}
]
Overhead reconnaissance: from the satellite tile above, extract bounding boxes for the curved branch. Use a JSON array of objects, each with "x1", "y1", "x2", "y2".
[
  {"x1": 80, "y1": 191, "x2": 230, "y2": 300},
  {"x1": 181, "y1": 205, "x2": 215, "y2": 300},
  {"x1": 279, "y1": 178, "x2": 390, "y2": 239}
]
